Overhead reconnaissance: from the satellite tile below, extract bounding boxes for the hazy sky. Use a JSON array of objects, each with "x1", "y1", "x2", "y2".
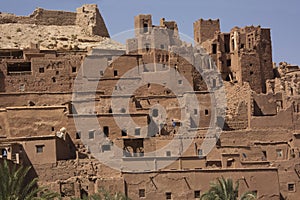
[{"x1": 1, "y1": 0, "x2": 299, "y2": 65}]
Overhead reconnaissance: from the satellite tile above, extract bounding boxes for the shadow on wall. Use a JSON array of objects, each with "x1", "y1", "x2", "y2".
[{"x1": 0, "y1": 70, "x2": 5, "y2": 92}]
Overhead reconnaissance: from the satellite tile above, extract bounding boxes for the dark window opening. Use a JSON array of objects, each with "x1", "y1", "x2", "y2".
[
  {"x1": 250, "y1": 71, "x2": 254, "y2": 75},
  {"x1": 52, "y1": 77, "x2": 56, "y2": 83},
  {"x1": 288, "y1": 183, "x2": 295, "y2": 192},
  {"x1": 36, "y1": 145, "x2": 44, "y2": 153},
  {"x1": 160, "y1": 44, "x2": 165, "y2": 49},
  {"x1": 7, "y1": 62, "x2": 31, "y2": 74},
  {"x1": 152, "y1": 109, "x2": 159, "y2": 117},
  {"x1": 51, "y1": 127, "x2": 55, "y2": 131},
  {"x1": 135, "y1": 128, "x2": 141, "y2": 136},
  {"x1": 226, "y1": 59, "x2": 231, "y2": 67},
  {"x1": 88, "y1": 130, "x2": 95, "y2": 139},
  {"x1": 262, "y1": 151, "x2": 267, "y2": 160},
  {"x1": 76, "y1": 131, "x2": 81, "y2": 139},
  {"x1": 205, "y1": 109, "x2": 209, "y2": 116},
  {"x1": 166, "y1": 192, "x2": 172, "y2": 200},
  {"x1": 224, "y1": 34, "x2": 230, "y2": 53},
  {"x1": 103, "y1": 126, "x2": 109, "y2": 137},
  {"x1": 194, "y1": 109, "x2": 198, "y2": 115},
  {"x1": 102, "y1": 145, "x2": 111, "y2": 152},
  {"x1": 122, "y1": 129, "x2": 127, "y2": 136},
  {"x1": 249, "y1": 63, "x2": 253, "y2": 67},
  {"x1": 72, "y1": 67, "x2": 76, "y2": 73},
  {"x1": 100, "y1": 70, "x2": 104, "y2": 76},
  {"x1": 212, "y1": 44, "x2": 217, "y2": 54},
  {"x1": 241, "y1": 43, "x2": 245, "y2": 49},
  {"x1": 114, "y1": 70, "x2": 118, "y2": 77},
  {"x1": 166, "y1": 151, "x2": 171, "y2": 157},
  {"x1": 143, "y1": 23, "x2": 148, "y2": 33},
  {"x1": 56, "y1": 71, "x2": 59, "y2": 75},
  {"x1": 178, "y1": 80, "x2": 183, "y2": 85},
  {"x1": 194, "y1": 190, "x2": 201, "y2": 198},
  {"x1": 39, "y1": 67, "x2": 44, "y2": 73},
  {"x1": 139, "y1": 189, "x2": 145, "y2": 198}
]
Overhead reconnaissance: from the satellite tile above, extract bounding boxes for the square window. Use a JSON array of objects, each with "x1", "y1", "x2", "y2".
[
  {"x1": 166, "y1": 192, "x2": 172, "y2": 200},
  {"x1": 288, "y1": 183, "x2": 295, "y2": 192},
  {"x1": 135, "y1": 128, "x2": 141, "y2": 136},
  {"x1": 194, "y1": 190, "x2": 200, "y2": 198},
  {"x1": 205, "y1": 109, "x2": 209, "y2": 116},
  {"x1": 276, "y1": 149, "x2": 283, "y2": 158},
  {"x1": 102, "y1": 145, "x2": 111, "y2": 152},
  {"x1": 166, "y1": 151, "x2": 171, "y2": 157},
  {"x1": 39, "y1": 67, "x2": 44, "y2": 73},
  {"x1": 194, "y1": 109, "x2": 198, "y2": 115},
  {"x1": 36, "y1": 145, "x2": 44, "y2": 153},
  {"x1": 178, "y1": 80, "x2": 183, "y2": 85},
  {"x1": 89, "y1": 130, "x2": 95, "y2": 139},
  {"x1": 114, "y1": 70, "x2": 118, "y2": 77},
  {"x1": 122, "y1": 129, "x2": 127, "y2": 136},
  {"x1": 139, "y1": 189, "x2": 145, "y2": 198}
]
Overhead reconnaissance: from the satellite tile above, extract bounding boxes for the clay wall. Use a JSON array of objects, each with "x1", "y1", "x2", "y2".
[{"x1": 123, "y1": 168, "x2": 280, "y2": 200}]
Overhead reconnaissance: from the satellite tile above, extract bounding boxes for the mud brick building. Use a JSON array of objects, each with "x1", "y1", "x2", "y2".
[{"x1": 0, "y1": 4, "x2": 300, "y2": 200}]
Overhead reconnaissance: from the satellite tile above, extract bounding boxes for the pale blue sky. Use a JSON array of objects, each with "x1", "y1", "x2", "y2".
[{"x1": 1, "y1": 0, "x2": 299, "y2": 65}]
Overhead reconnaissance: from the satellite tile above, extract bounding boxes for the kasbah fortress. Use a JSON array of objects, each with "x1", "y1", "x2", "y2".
[{"x1": 0, "y1": 4, "x2": 300, "y2": 200}]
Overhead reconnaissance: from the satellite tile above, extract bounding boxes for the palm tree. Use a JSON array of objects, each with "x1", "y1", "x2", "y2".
[
  {"x1": 0, "y1": 159, "x2": 59, "y2": 200},
  {"x1": 200, "y1": 176, "x2": 257, "y2": 200}
]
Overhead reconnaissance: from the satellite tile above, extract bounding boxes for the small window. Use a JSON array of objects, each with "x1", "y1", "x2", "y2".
[
  {"x1": 162, "y1": 64, "x2": 166, "y2": 68},
  {"x1": 39, "y1": 67, "x2": 44, "y2": 73},
  {"x1": 226, "y1": 59, "x2": 231, "y2": 67},
  {"x1": 56, "y1": 71, "x2": 59, "y2": 75},
  {"x1": 135, "y1": 128, "x2": 141, "y2": 136},
  {"x1": 76, "y1": 131, "x2": 81, "y2": 139},
  {"x1": 194, "y1": 190, "x2": 201, "y2": 198},
  {"x1": 212, "y1": 44, "x2": 217, "y2": 54},
  {"x1": 36, "y1": 145, "x2": 44, "y2": 153},
  {"x1": 178, "y1": 80, "x2": 183, "y2": 85},
  {"x1": 51, "y1": 127, "x2": 55, "y2": 131},
  {"x1": 102, "y1": 144, "x2": 111, "y2": 152},
  {"x1": 288, "y1": 183, "x2": 295, "y2": 192},
  {"x1": 198, "y1": 149, "x2": 203, "y2": 156},
  {"x1": 276, "y1": 149, "x2": 283, "y2": 158},
  {"x1": 115, "y1": 85, "x2": 118, "y2": 90},
  {"x1": 122, "y1": 129, "x2": 127, "y2": 136},
  {"x1": 88, "y1": 130, "x2": 95, "y2": 139},
  {"x1": 103, "y1": 126, "x2": 109, "y2": 137},
  {"x1": 52, "y1": 77, "x2": 56, "y2": 83},
  {"x1": 166, "y1": 192, "x2": 172, "y2": 200},
  {"x1": 139, "y1": 189, "x2": 145, "y2": 198},
  {"x1": 194, "y1": 109, "x2": 198, "y2": 115},
  {"x1": 152, "y1": 109, "x2": 159, "y2": 117},
  {"x1": 250, "y1": 71, "x2": 254, "y2": 75},
  {"x1": 72, "y1": 67, "x2": 76, "y2": 73},
  {"x1": 205, "y1": 109, "x2": 209, "y2": 116},
  {"x1": 114, "y1": 70, "x2": 118, "y2": 77},
  {"x1": 100, "y1": 70, "x2": 104, "y2": 76},
  {"x1": 166, "y1": 151, "x2": 171, "y2": 157},
  {"x1": 160, "y1": 44, "x2": 165, "y2": 49}
]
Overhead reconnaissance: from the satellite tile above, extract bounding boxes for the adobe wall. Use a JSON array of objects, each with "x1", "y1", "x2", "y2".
[{"x1": 123, "y1": 169, "x2": 280, "y2": 200}]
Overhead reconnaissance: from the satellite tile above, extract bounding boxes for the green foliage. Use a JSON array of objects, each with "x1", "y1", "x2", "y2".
[
  {"x1": 71, "y1": 188, "x2": 130, "y2": 200},
  {"x1": 0, "y1": 160, "x2": 59, "y2": 200},
  {"x1": 200, "y1": 176, "x2": 257, "y2": 200}
]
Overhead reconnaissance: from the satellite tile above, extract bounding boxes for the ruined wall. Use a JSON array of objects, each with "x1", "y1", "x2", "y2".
[{"x1": 194, "y1": 19, "x2": 220, "y2": 44}]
